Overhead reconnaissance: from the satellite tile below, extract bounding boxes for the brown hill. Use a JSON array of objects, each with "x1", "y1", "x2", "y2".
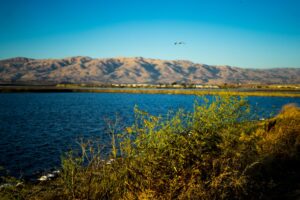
[{"x1": 0, "y1": 56, "x2": 299, "y2": 84}]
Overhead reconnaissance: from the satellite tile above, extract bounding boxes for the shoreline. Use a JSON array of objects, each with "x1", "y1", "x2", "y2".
[
  {"x1": 1, "y1": 99, "x2": 300, "y2": 199},
  {"x1": 1, "y1": 86, "x2": 300, "y2": 97}
]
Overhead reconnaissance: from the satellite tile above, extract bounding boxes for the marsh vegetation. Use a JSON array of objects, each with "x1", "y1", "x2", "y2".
[
  {"x1": 1, "y1": 85, "x2": 300, "y2": 97},
  {"x1": 1, "y1": 95, "x2": 300, "y2": 199}
]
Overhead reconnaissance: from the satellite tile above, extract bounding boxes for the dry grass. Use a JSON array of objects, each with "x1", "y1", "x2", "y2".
[{"x1": 1, "y1": 86, "x2": 300, "y2": 97}]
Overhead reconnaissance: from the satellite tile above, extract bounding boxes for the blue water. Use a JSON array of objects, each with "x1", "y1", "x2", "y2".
[{"x1": 0, "y1": 93, "x2": 299, "y2": 180}]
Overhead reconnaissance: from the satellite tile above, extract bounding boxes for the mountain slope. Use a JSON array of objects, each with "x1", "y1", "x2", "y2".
[{"x1": 0, "y1": 56, "x2": 299, "y2": 84}]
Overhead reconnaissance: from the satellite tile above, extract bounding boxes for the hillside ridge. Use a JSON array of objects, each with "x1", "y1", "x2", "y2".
[{"x1": 1, "y1": 56, "x2": 299, "y2": 84}]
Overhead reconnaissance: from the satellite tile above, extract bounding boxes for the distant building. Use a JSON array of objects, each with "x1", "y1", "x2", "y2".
[{"x1": 195, "y1": 84, "x2": 204, "y2": 88}]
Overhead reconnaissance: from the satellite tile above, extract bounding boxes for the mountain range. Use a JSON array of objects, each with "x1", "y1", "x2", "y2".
[{"x1": 0, "y1": 56, "x2": 299, "y2": 85}]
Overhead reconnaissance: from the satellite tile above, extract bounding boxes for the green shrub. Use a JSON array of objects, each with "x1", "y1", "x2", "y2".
[{"x1": 1, "y1": 95, "x2": 300, "y2": 199}]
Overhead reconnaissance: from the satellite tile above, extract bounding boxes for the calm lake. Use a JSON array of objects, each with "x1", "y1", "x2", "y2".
[{"x1": 0, "y1": 93, "x2": 300, "y2": 180}]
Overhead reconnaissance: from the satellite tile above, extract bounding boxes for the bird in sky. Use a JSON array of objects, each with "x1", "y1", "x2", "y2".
[{"x1": 174, "y1": 41, "x2": 185, "y2": 45}]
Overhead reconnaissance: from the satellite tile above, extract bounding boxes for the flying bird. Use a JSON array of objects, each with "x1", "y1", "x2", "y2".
[{"x1": 174, "y1": 41, "x2": 185, "y2": 45}]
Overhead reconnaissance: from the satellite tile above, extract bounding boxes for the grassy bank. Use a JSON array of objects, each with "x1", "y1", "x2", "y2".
[
  {"x1": 1, "y1": 86, "x2": 300, "y2": 97},
  {"x1": 1, "y1": 96, "x2": 300, "y2": 199}
]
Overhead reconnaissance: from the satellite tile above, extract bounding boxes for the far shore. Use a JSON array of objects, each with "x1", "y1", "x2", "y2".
[{"x1": 1, "y1": 85, "x2": 300, "y2": 97}]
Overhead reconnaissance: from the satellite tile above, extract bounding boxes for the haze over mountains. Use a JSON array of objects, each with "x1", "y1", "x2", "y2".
[{"x1": 0, "y1": 56, "x2": 299, "y2": 85}]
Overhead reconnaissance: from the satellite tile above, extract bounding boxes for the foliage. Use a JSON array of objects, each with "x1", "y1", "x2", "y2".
[{"x1": 1, "y1": 95, "x2": 300, "y2": 199}]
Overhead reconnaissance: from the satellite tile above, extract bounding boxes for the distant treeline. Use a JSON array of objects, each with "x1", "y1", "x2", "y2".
[{"x1": 55, "y1": 83, "x2": 300, "y2": 89}]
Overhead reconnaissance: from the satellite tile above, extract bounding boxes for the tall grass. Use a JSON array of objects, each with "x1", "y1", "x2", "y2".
[{"x1": 1, "y1": 95, "x2": 300, "y2": 199}]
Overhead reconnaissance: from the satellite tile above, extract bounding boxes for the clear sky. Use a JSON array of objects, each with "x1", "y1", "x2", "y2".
[{"x1": 0, "y1": 0, "x2": 299, "y2": 68}]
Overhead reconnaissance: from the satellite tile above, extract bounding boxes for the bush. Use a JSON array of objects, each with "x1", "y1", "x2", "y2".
[{"x1": 1, "y1": 95, "x2": 300, "y2": 199}]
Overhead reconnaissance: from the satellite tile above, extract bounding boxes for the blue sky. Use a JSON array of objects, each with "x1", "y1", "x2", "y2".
[{"x1": 0, "y1": 0, "x2": 299, "y2": 68}]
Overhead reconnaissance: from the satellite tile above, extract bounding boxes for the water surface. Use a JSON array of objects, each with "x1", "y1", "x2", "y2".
[{"x1": 0, "y1": 93, "x2": 299, "y2": 180}]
